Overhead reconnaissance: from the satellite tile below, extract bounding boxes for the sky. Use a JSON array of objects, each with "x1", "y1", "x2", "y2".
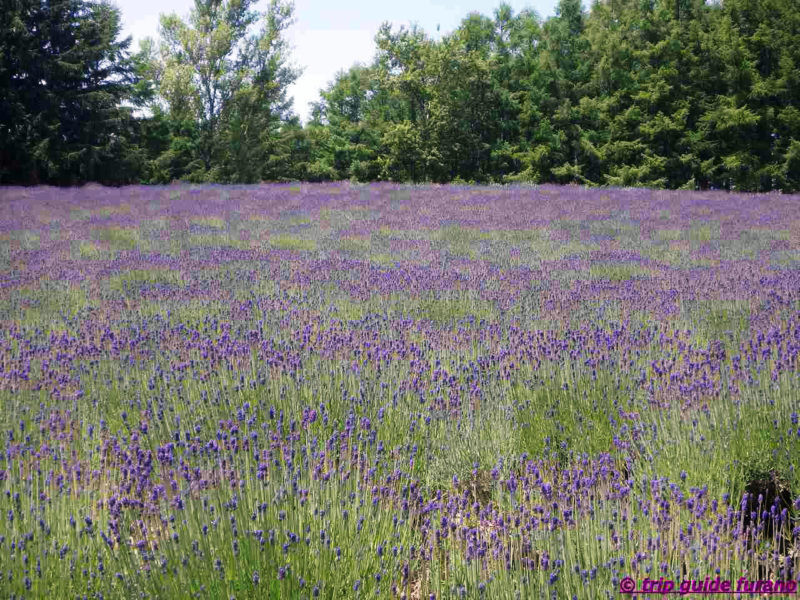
[{"x1": 117, "y1": 0, "x2": 560, "y2": 123}]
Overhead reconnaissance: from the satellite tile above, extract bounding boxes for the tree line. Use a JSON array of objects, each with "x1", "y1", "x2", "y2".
[{"x1": 1, "y1": 0, "x2": 799, "y2": 191}]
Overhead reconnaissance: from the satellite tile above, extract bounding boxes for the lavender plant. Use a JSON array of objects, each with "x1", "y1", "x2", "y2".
[{"x1": 0, "y1": 183, "x2": 798, "y2": 599}]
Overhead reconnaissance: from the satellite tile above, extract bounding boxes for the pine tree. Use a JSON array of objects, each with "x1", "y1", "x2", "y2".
[{"x1": 0, "y1": 0, "x2": 134, "y2": 184}]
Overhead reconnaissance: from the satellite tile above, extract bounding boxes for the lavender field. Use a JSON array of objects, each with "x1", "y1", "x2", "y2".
[{"x1": 1, "y1": 183, "x2": 799, "y2": 599}]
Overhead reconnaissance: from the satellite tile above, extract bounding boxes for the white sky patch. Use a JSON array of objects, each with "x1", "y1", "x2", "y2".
[{"x1": 286, "y1": 28, "x2": 376, "y2": 121}]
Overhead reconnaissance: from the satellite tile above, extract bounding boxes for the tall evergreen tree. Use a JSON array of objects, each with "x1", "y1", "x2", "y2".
[{"x1": 0, "y1": 0, "x2": 135, "y2": 184}]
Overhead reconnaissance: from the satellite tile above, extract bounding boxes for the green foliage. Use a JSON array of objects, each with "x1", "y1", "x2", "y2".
[
  {"x1": 104, "y1": 269, "x2": 184, "y2": 294},
  {"x1": 3, "y1": 0, "x2": 800, "y2": 190},
  {"x1": 269, "y1": 235, "x2": 317, "y2": 251},
  {"x1": 0, "y1": 0, "x2": 137, "y2": 184},
  {"x1": 588, "y1": 263, "x2": 651, "y2": 281},
  {"x1": 415, "y1": 293, "x2": 498, "y2": 325},
  {"x1": 145, "y1": 0, "x2": 301, "y2": 183},
  {"x1": 317, "y1": 0, "x2": 800, "y2": 191},
  {"x1": 92, "y1": 227, "x2": 141, "y2": 250}
]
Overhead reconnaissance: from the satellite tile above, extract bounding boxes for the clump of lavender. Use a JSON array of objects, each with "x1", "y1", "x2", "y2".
[{"x1": 0, "y1": 183, "x2": 798, "y2": 598}]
